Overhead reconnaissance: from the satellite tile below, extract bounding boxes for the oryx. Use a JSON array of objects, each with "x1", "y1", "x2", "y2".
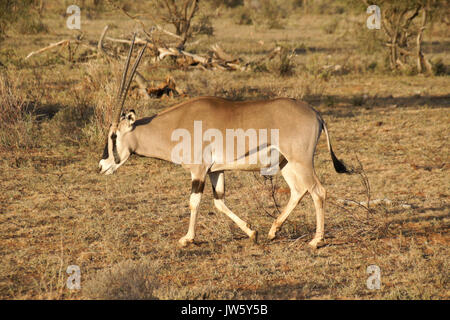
[{"x1": 99, "y1": 35, "x2": 350, "y2": 249}]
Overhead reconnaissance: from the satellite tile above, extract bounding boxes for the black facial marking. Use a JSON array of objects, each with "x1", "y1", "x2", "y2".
[
  {"x1": 101, "y1": 141, "x2": 109, "y2": 160},
  {"x1": 111, "y1": 133, "x2": 121, "y2": 164},
  {"x1": 191, "y1": 180, "x2": 205, "y2": 194}
]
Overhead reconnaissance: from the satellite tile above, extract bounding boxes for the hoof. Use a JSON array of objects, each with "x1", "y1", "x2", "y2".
[
  {"x1": 308, "y1": 238, "x2": 326, "y2": 249},
  {"x1": 267, "y1": 226, "x2": 278, "y2": 241},
  {"x1": 249, "y1": 230, "x2": 258, "y2": 244},
  {"x1": 178, "y1": 237, "x2": 194, "y2": 248}
]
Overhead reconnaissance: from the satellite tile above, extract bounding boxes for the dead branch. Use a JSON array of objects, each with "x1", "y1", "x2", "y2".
[
  {"x1": 155, "y1": 24, "x2": 184, "y2": 40},
  {"x1": 416, "y1": 8, "x2": 433, "y2": 74},
  {"x1": 106, "y1": 0, "x2": 152, "y2": 40},
  {"x1": 25, "y1": 40, "x2": 70, "y2": 60},
  {"x1": 97, "y1": 25, "x2": 111, "y2": 59},
  {"x1": 104, "y1": 35, "x2": 159, "y2": 56},
  {"x1": 352, "y1": 156, "x2": 373, "y2": 216},
  {"x1": 378, "y1": 1, "x2": 436, "y2": 73},
  {"x1": 179, "y1": 49, "x2": 210, "y2": 65},
  {"x1": 211, "y1": 44, "x2": 237, "y2": 63},
  {"x1": 175, "y1": 0, "x2": 199, "y2": 49}
]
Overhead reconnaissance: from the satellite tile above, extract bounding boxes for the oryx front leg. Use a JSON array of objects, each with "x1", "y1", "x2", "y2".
[
  {"x1": 209, "y1": 171, "x2": 258, "y2": 243},
  {"x1": 178, "y1": 178, "x2": 205, "y2": 247}
]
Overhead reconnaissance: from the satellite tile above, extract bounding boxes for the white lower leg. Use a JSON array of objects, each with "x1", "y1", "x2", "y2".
[
  {"x1": 214, "y1": 199, "x2": 256, "y2": 239},
  {"x1": 179, "y1": 193, "x2": 201, "y2": 247},
  {"x1": 268, "y1": 190, "x2": 306, "y2": 240},
  {"x1": 308, "y1": 184, "x2": 326, "y2": 248}
]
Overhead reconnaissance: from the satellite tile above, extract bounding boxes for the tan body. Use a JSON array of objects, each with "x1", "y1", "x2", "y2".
[{"x1": 99, "y1": 96, "x2": 349, "y2": 248}]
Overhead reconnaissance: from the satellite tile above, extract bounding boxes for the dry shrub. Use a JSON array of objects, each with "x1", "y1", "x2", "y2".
[
  {"x1": 328, "y1": 197, "x2": 391, "y2": 242},
  {"x1": 235, "y1": 0, "x2": 288, "y2": 29},
  {"x1": 192, "y1": 14, "x2": 214, "y2": 36},
  {"x1": 322, "y1": 17, "x2": 340, "y2": 35},
  {"x1": 0, "y1": 71, "x2": 37, "y2": 149},
  {"x1": 83, "y1": 260, "x2": 160, "y2": 300},
  {"x1": 15, "y1": 14, "x2": 48, "y2": 35},
  {"x1": 234, "y1": 6, "x2": 253, "y2": 25},
  {"x1": 352, "y1": 21, "x2": 384, "y2": 55},
  {"x1": 304, "y1": 0, "x2": 348, "y2": 15},
  {"x1": 432, "y1": 58, "x2": 448, "y2": 76},
  {"x1": 211, "y1": 0, "x2": 243, "y2": 8},
  {"x1": 269, "y1": 48, "x2": 296, "y2": 76},
  {"x1": 79, "y1": 62, "x2": 119, "y2": 147},
  {"x1": 294, "y1": 74, "x2": 327, "y2": 100},
  {"x1": 327, "y1": 159, "x2": 392, "y2": 242},
  {"x1": 0, "y1": 0, "x2": 46, "y2": 41},
  {"x1": 252, "y1": 47, "x2": 296, "y2": 76},
  {"x1": 50, "y1": 61, "x2": 121, "y2": 148},
  {"x1": 258, "y1": 0, "x2": 289, "y2": 29}
]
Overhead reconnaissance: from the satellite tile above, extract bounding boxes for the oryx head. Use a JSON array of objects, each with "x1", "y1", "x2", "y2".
[{"x1": 99, "y1": 34, "x2": 146, "y2": 175}]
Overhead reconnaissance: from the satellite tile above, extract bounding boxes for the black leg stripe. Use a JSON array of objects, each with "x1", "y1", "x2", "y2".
[
  {"x1": 212, "y1": 188, "x2": 224, "y2": 200},
  {"x1": 191, "y1": 180, "x2": 205, "y2": 194}
]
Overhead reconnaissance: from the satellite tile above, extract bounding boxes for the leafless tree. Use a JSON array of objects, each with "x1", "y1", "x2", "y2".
[
  {"x1": 361, "y1": 0, "x2": 442, "y2": 74},
  {"x1": 155, "y1": 0, "x2": 199, "y2": 49}
]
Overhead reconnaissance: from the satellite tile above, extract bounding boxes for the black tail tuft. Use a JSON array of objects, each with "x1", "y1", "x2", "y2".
[{"x1": 330, "y1": 147, "x2": 351, "y2": 174}]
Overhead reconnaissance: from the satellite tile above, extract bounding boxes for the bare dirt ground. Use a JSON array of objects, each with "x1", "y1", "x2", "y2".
[{"x1": 0, "y1": 4, "x2": 448, "y2": 299}]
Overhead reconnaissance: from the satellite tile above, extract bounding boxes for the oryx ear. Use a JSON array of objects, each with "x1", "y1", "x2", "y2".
[{"x1": 126, "y1": 110, "x2": 136, "y2": 125}]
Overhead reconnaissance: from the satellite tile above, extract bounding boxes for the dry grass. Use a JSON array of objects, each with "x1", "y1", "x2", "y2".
[{"x1": 0, "y1": 4, "x2": 448, "y2": 300}]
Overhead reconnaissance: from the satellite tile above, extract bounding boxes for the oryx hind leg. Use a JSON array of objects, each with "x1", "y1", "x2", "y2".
[
  {"x1": 209, "y1": 171, "x2": 258, "y2": 243},
  {"x1": 179, "y1": 170, "x2": 207, "y2": 247},
  {"x1": 308, "y1": 173, "x2": 326, "y2": 249},
  {"x1": 268, "y1": 161, "x2": 327, "y2": 249},
  {"x1": 268, "y1": 162, "x2": 308, "y2": 240}
]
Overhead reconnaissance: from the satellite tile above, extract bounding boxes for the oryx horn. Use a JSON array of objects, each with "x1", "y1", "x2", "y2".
[{"x1": 112, "y1": 33, "x2": 148, "y2": 127}]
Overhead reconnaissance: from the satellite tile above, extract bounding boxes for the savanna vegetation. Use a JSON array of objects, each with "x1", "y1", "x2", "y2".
[{"x1": 0, "y1": 0, "x2": 448, "y2": 299}]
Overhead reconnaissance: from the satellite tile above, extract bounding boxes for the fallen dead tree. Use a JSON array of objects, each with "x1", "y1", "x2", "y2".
[
  {"x1": 23, "y1": 0, "x2": 295, "y2": 99},
  {"x1": 24, "y1": 22, "x2": 288, "y2": 99}
]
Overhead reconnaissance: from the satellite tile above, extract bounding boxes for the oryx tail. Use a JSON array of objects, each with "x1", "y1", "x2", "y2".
[{"x1": 321, "y1": 119, "x2": 351, "y2": 174}]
